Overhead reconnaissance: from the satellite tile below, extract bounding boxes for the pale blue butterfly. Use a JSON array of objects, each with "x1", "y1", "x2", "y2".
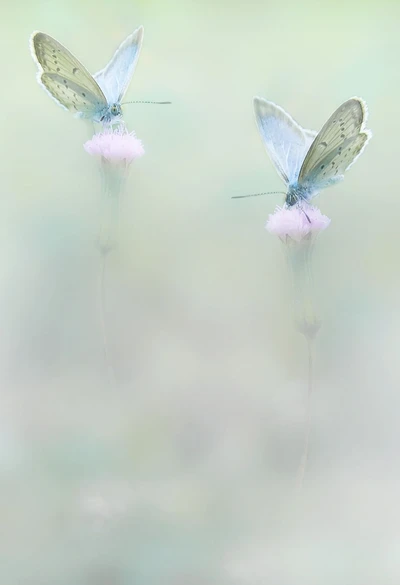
[
  {"x1": 30, "y1": 27, "x2": 151, "y2": 124},
  {"x1": 252, "y1": 97, "x2": 371, "y2": 207}
]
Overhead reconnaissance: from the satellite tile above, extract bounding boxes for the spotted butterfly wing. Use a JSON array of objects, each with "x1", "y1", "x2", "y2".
[
  {"x1": 298, "y1": 97, "x2": 371, "y2": 190},
  {"x1": 30, "y1": 32, "x2": 108, "y2": 120}
]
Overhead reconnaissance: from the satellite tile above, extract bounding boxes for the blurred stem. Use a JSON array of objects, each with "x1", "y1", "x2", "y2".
[
  {"x1": 96, "y1": 160, "x2": 126, "y2": 388},
  {"x1": 284, "y1": 235, "x2": 320, "y2": 488},
  {"x1": 97, "y1": 162, "x2": 125, "y2": 255},
  {"x1": 285, "y1": 234, "x2": 320, "y2": 336},
  {"x1": 296, "y1": 338, "x2": 315, "y2": 490},
  {"x1": 98, "y1": 251, "x2": 116, "y2": 389}
]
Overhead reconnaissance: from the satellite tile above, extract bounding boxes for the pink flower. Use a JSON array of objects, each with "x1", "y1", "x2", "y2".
[
  {"x1": 84, "y1": 127, "x2": 145, "y2": 164},
  {"x1": 266, "y1": 204, "x2": 330, "y2": 242}
]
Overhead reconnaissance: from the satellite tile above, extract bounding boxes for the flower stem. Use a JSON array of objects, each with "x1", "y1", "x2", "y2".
[
  {"x1": 95, "y1": 160, "x2": 126, "y2": 388},
  {"x1": 284, "y1": 237, "x2": 320, "y2": 489},
  {"x1": 296, "y1": 337, "x2": 315, "y2": 490},
  {"x1": 98, "y1": 251, "x2": 116, "y2": 389},
  {"x1": 97, "y1": 163, "x2": 123, "y2": 255}
]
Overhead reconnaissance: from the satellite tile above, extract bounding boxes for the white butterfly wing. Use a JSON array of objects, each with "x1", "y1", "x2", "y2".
[
  {"x1": 30, "y1": 31, "x2": 107, "y2": 118},
  {"x1": 298, "y1": 97, "x2": 371, "y2": 189},
  {"x1": 94, "y1": 26, "x2": 144, "y2": 104},
  {"x1": 253, "y1": 97, "x2": 317, "y2": 186}
]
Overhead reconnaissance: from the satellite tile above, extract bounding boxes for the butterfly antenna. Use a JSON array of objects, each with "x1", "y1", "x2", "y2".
[
  {"x1": 122, "y1": 101, "x2": 171, "y2": 105},
  {"x1": 231, "y1": 191, "x2": 286, "y2": 200}
]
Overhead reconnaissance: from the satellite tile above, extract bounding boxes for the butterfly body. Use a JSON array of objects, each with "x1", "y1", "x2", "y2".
[
  {"x1": 253, "y1": 97, "x2": 371, "y2": 207},
  {"x1": 285, "y1": 183, "x2": 317, "y2": 207},
  {"x1": 30, "y1": 27, "x2": 143, "y2": 124}
]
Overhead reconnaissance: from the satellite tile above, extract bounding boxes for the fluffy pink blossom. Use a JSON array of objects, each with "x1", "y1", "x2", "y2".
[
  {"x1": 84, "y1": 127, "x2": 145, "y2": 164},
  {"x1": 266, "y1": 204, "x2": 330, "y2": 242}
]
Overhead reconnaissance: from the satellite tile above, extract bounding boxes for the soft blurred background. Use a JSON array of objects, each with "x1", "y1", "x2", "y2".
[{"x1": 1, "y1": 0, "x2": 399, "y2": 583}]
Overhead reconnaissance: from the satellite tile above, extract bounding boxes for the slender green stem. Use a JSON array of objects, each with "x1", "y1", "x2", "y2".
[
  {"x1": 96, "y1": 161, "x2": 126, "y2": 387},
  {"x1": 296, "y1": 338, "x2": 315, "y2": 490},
  {"x1": 98, "y1": 251, "x2": 116, "y2": 388},
  {"x1": 284, "y1": 236, "x2": 320, "y2": 489}
]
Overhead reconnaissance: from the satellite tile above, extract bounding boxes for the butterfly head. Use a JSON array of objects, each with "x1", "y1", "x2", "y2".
[
  {"x1": 110, "y1": 103, "x2": 122, "y2": 117},
  {"x1": 100, "y1": 103, "x2": 123, "y2": 124}
]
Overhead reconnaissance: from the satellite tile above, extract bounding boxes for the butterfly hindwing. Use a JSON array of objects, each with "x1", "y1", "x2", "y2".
[
  {"x1": 298, "y1": 97, "x2": 371, "y2": 187},
  {"x1": 94, "y1": 26, "x2": 144, "y2": 104},
  {"x1": 253, "y1": 97, "x2": 317, "y2": 186},
  {"x1": 40, "y1": 72, "x2": 107, "y2": 117}
]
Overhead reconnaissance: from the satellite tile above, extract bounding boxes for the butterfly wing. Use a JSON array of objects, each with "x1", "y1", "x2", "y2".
[
  {"x1": 30, "y1": 31, "x2": 107, "y2": 118},
  {"x1": 253, "y1": 97, "x2": 317, "y2": 186},
  {"x1": 40, "y1": 72, "x2": 109, "y2": 117},
  {"x1": 94, "y1": 26, "x2": 144, "y2": 104},
  {"x1": 298, "y1": 97, "x2": 371, "y2": 190}
]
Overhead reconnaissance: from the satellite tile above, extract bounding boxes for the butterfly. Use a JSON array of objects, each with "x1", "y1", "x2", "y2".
[
  {"x1": 253, "y1": 97, "x2": 371, "y2": 207},
  {"x1": 30, "y1": 27, "x2": 144, "y2": 124}
]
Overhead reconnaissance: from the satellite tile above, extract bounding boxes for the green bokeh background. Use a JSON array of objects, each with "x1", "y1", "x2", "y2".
[{"x1": 1, "y1": 0, "x2": 400, "y2": 583}]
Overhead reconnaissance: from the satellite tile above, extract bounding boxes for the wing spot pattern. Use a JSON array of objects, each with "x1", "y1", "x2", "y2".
[{"x1": 72, "y1": 67, "x2": 78, "y2": 75}]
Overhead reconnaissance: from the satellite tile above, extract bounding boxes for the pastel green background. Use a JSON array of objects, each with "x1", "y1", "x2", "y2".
[{"x1": 1, "y1": 0, "x2": 399, "y2": 583}]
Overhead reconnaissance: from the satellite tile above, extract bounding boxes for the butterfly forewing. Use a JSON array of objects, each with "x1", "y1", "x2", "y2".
[
  {"x1": 253, "y1": 97, "x2": 317, "y2": 186},
  {"x1": 94, "y1": 26, "x2": 144, "y2": 103},
  {"x1": 31, "y1": 32, "x2": 107, "y2": 116},
  {"x1": 298, "y1": 98, "x2": 370, "y2": 186}
]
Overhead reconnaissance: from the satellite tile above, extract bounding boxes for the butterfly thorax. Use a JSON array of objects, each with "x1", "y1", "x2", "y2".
[{"x1": 285, "y1": 183, "x2": 316, "y2": 207}]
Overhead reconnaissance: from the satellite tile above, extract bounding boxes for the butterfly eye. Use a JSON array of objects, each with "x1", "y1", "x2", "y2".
[{"x1": 110, "y1": 104, "x2": 120, "y2": 116}]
